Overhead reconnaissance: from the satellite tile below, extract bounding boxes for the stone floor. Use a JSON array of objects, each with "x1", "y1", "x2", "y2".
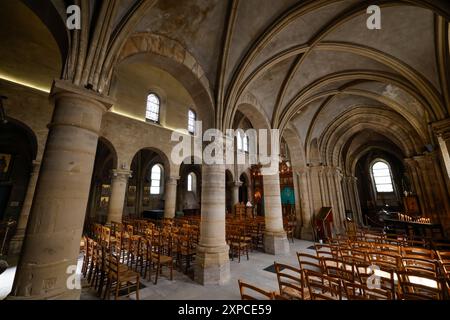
[
  {"x1": 81, "y1": 239, "x2": 314, "y2": 300},
  {"x1": 0, "y1": 239, "x2": 314, "y2": 300}
]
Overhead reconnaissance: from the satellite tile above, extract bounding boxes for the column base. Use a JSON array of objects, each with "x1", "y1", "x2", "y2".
[
  {"x1": 264, "y1": 231, "x2": 290, "y2": 255},
  {"x1": 7, "y1": 289, "x2": 81, "y2": 300},
  {"x1": 194, "y1": 244, "x2": 230, "y2": 285},
  {"x1": 300, "y1": 226, "x2": 314, "y2": 241}
]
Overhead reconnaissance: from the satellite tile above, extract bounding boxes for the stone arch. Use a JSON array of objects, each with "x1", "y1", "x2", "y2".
[
  {"x1": 21, "y1": 0, "x2": 69, "y2": 74},
  {"x1": 3, "y1": 117, "x2": 38, "y2": 161},
  {"x1": 282, "y1": 126, "x2": 306, "y2": 168},
  {"x1": 235, "y1": 92, "x2": 271, "y2": 130},
  {"x1": 349, "y1": 143, "x2": 405, "y2": 177},
  {"x1": 98, "y1": 136, "x2": 118, "y2": 170},
  {"x1": 128, "y1": 146, "x2": 172, "y2": 179},
  {"x1": 318, "y1": 107, "x2": 425, "y2": 167},
  {"x1": 109, "y1": 33, "x2": 214, "y2": 129}
]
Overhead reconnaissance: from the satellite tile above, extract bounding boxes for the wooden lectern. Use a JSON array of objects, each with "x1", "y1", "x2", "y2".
[{"x1": 314, "y1": 207, "x2": 333, "y2": 241}]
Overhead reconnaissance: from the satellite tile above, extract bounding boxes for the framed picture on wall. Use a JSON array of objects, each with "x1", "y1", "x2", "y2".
[
  {"x1": 403, "y1": 195, "x2": 420, "y2": 216},
  {"x1": 0, "y1": 153, "x2": 12, "y2": 180},
  {"x1": 101, "y1": 184, "x2": 111, "y2": 196},
  {"x1": 100, "y1": 196, "x2": 109, "y2": 210}
]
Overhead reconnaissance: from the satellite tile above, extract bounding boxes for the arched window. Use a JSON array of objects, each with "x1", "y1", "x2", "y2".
[
  {"x1": 371, "y1": 161, "x2": 394, "y2": 193},
  {"x1": 243, "y1": 134, "x2": 249, "y2": 152},
  {"x1": 237, "y1": 131, "x2": 243, "y2": 151},
  {"x1": 146, "y1": 93, "x2": 160, "y2": 123},
  {"x1": 236, "y1": 130, "x2": 249, "y2": 152},
  {"x1": 150, "y1": 164, "x2": 163, "y2": 194},
  {"x1": 188, "y1": 109, "x2": 196, "y2": 134},
  {"x1": 187, "y1": 172, "x2": 196, "y2": 193}
]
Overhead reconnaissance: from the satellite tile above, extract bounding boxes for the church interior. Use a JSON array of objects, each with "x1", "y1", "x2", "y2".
[{"x1": 1, "y1": 0, "x2": 450, "y2": 301}]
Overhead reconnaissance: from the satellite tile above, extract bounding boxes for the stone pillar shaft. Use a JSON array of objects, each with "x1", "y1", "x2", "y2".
[
  {"x1": 231, "y1": 182, "x2": 240, "y2": 206},
  {"x1": 195, "y1": 164, "x2": 230, "y2": 285},
  {"x1": 8, "y1": 161, "x2": 41, "y2": 256},
  {"x1": 10, "y1": 81, "x2": 112, "y2": 300},
  {"x1": 164, "y1": 176, "x2": 179, "y2": 218},
  {"x1": 106, "y1": 169, "x2": 131, "y2": 224},
  {"x1": 262, "y1": 173, "x2": 289, "y2": 254}
]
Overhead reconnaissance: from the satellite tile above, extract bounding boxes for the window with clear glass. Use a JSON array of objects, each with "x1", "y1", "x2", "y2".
[
  {"x1": 187, "y1": 172, "x2": 196, "y2": 193},
  {"x1": 243, "y1": 135, "x2": 249, "y2": 152},
  {"x1": 188, "y1": 109, "x2": 196, "y2": 134},
  {"x1": 150, "y1": 164, "x2": 163, "y2": 194},
  {"x1": 146, "y1": 93, "x2": 160, "y2": 122},
  {"x1": 237, "y1": 131, "x2": 243, "y2": 151},
  {"x1": 371, "y1": 161, "x2": 394, "y2": 193}
]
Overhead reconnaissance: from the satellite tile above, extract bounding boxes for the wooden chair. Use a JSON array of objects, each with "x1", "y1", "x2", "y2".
[
  {"x1": 322, "y1": 257, "x2": 356, "y2": 285},
  {"x1": 228, "y1": 230, "x2": 250, "y2": 263},
  {"x1": 126, "y1": 235, "x2": 142, "y2": 271},
  {"x1": 274, "y1": 262, "x2": 308, "y2": 300},
  {"x1": 402, "y1": 246, "x2": 435, "y2": 260},
  {"x1": 297, "y1": 252, "x2": 322, "y2": 273},
  {"x1": 367, "y1": 251, "x2": 400, "y2": 270},
  {"x1": 238, "y1": 280, "x2": 275, "y2": 300},
  {"x1": 350, "y1": 248, "x2": 368, "y2": 262},
  {"x1": 397, "y1": 269, "x2": 443, "y2": 300},
  {"x1": 104, "y1": 252, "x2": 140, "y2": 300},
  {"x1": 175, "y1": 233, "x2": 196, "y2": 274},
  {"x1": 314, "y1": 243, "x2": 338, "y2": 260},
  {"x1": 249, "y1": 222, "x2": 264, "y2": 250},
  {"x1": 304, "y1": 269, "x2": 342, "y2": 300},
  {"x1": 88, "y1": 242, "x2": 104, "y2": 292},
  {"x1": 401, "y1": 257, "x2": 439, "y2": 277},
  {"x1": 284, "y1": 220, "x2": 295, "y2": 244},
  {"x1": 432, "y1": 242, "x2": 450, "y2": 251},
  {"x1": 352, "y1": 262, "x2": 397, "y2": 298},
  {"x1": 371, "y1": 243, "x2": 401, "y2": 256},
  {"x1": 343, "y1": 281, "x2": 392, "y2": 300},
  {"x1": 82, "y1": 237, "x2": 95, "y2": 278},
  {"x1": 148, "y1": 236, "x2": 174, "y2": 285}
]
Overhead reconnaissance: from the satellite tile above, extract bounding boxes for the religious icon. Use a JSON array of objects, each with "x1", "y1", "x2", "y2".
[
  {"x1": 100, "y1": 196, "x2": 109, "y2": 209},
  {"x1": 101, "y1": 184, "x2": 111, "y2": 196}
]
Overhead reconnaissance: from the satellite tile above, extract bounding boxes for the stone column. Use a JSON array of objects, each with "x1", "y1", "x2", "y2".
[
  {"x1": 298, "y1": 168, "x2": 314, "y2": 240},
  {"x1": 8, "y1": 161, "x2": 41, "y2": 256},
  {"x1": 292, "y1": 171, "x2": 302, "y2": 237},
  {"x1": 195, "y1": 164, "x2": 230, "y2": 285},
  {"x1": 9, "y1": 80, "x2": 113, "y2": 300},
  {"x1": 432, "y1": 118, "x2": 450, "y2": 179},
  {"x1": 405, "y1": 153, "x2": 450, "y2": 235},
  {"x1": 333, "y1": 170, "x2": 347, "y2": 233},
  {"x1": 262, "y1": 172, "x2": 289, "y2": 255},
  {"x1": 106, "y1": 169, "x2": 132, "y2": 224},
  {"x1": 231, "y1": 181, "x2": 242, "y2": 206},
  {"x1": 346, "y1": 176, "x2": 363, "y2": 226},
  {"x1": 164, "y1": 176, "x2": 179, "y2": 218}
]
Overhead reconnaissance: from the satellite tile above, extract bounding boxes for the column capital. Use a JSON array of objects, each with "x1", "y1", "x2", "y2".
[
  {"x1": 431, "y1": 118, "x2": 450, "y2": 139},
  {"x1": 111, "y1": 169, "x2": 132, "y2": 178},
  {"x1": 50, "y1": 80, "x2": 114, "y2": 111},
  {"x1": 344, "y1": 175, "x2": 357, "y2": 183},
  {"x1": 166, "y1": 176, "x2": 180, "y2": 184},
  {"x1": 413, "y1": 151, "x2": 438, "y2": 163},
  {"x1": 230, "y1": 180, "x2": 243, "y2": 188}
]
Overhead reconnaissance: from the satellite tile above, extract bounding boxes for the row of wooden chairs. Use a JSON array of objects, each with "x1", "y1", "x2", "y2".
[{"x1": 82, "y1": 237, "x2": 140, "y2": 300}]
